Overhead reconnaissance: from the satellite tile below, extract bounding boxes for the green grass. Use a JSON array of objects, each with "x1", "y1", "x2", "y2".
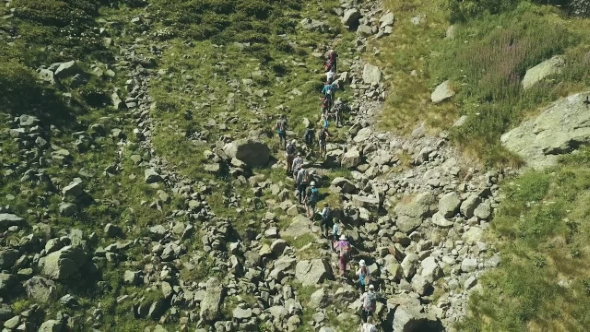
[
  {"x1": 373, "y1": 0, "x2": 590, "y2": 166},
  {"x1": 458, "y1": 147, "x2": 590, "y2": 331}
]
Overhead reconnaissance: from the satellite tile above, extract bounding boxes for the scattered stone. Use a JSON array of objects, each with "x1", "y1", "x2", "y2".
[
  {"x1": 522, "y1": 55, "x2": 565, "y2": 90},
  {"x1": 295, "y1": 259, "x2": 333, "y2": 285},
  {"x1": 431, "y1": 80, "x2": 456, "y2": 104},
  {"x1": 223, "y1": 139, "x2": 270, "y2": 168}
]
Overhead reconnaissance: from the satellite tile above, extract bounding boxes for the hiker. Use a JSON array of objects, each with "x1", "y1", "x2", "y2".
[
  {"x1": 356, "y1": 259, "x2": 370, "y2": 292},
  {"x1": 321, "y1": 96, "x2": 331, "y2": 116},
  {"x1": 296, "y1": 167, "x2": 309, "y2": 205},
  {"x1": 319, "y1": 203, "x2": 332, "y2": 238},
  {"x1": 318, "y1": 127, "x2": 329, "y2": 156},
  {"x1": 304, "y1": 126, "x2": 315, "y2": 148},
  {"x1": 334, "y1": 234, "x2": 352, "y2": 276},
  {"x1": 285, "y1": 139, "x2": 297, "y2": 175},
  {"x1": 326, "y1": 69, "x2": 335, "y2": 84},
  {"x1": 325, "y1": 49, "x2": 338, "y2": 72},
  {"x1": 276, "y1": 114, "x2": 288, "y2": 150},
  {"x1": 334, "y1": 99, "x2": 343, "y2": 127},
  {"x1": 360, "y1": 317, "x2": 378, "y2": 332},
  {"x1": 332, "y1": 220, "x2": 343, "y2": 252},
  {"x1": 322, "y1": 81, "x2": 335, "y2": 97},
  {"x1": 292, "y1": 152, "x2": 303, "y2": 180},
  {"x1": 305, "y1": 181, "x2": 319, "y2": 219},
  {"x1": 360, "y1": 284, "x2": 377, "y2": 323}
]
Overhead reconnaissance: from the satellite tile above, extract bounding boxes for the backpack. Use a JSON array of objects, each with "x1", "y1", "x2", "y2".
[
  {"x1": 323, "y1": 119, "x2": 329, "y2": 129},
  {"x1": 278, "y1": 119, "x2": 286, "y2": 132},
  {"x1": 309, "y1": 187, "x2": 319, "y2": 202},
  {"x1": 286, "y1": 143, "x2": 295, "y2": 155},
  {"x1": 340, "y1": 241, "x2": 351, "y2": 258},
  {"x1": 363, "y1": 292, "x2": 377, "y2": 312},
  {"x1": 322, "y1": 207, "x2": 331, "y2": 220}
]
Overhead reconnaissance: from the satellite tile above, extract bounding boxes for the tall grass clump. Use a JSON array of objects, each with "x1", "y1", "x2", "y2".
[{"x1": 457, "y1": 147, "x2": 590, "y2": 331}]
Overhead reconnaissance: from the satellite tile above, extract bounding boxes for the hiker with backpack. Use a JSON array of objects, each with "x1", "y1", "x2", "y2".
[
  {"x1": 334, "y1": 99, "x2": 344, "y2": 127},
  {"x1": 276, "y1": 114, "x2": 288, "y2": 150},
  {"x1": 332, "y1": 220, "x2": 343, "y2": 252},
  {"x1": 326, "y1": 69, "x2": 335, "y2": 84},
  {"x1": 296, "y1": 167, "x2": 309, "y2": 205},
  {"x1": 334, "y1": 234, "x2": 352, "y2": 276},
  {"x1": 304, "y1": 125, "x2": 315, "y2": 149},
  {"x1": 319, "y1": 203, "x2": 333, "y2": 238},
  {"x1": 292, "y1": 152, "x2": 303, "y2": 181},
  {"x1": 305, "y1": 181, "x2": 320, "y2": 219},
  {"x1": 318, "y1": 127, "x2": 329, "y2": 157},
  {"x1": 356, "y1": 259, "x2": 371, "y2": 292},
  {"x1": 321, "y1": 96, "x2": 331, "y2": 116},
  {"x1": 325, "y1": 49, "x2": 338, "y2": 72},
  {"x1": 360, "y1": 284, "x2": 377, "y2": 323},
  {"x1": 285, "y1": 140, "x2": 297, "y2": 175},
  {"x1": 360, "y1": 317, "x2": 378, "y2": 332}
]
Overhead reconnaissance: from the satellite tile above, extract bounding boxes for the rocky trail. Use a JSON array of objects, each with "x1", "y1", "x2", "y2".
[{"x1": 0, "y1": 0, "x2": 517, "y2": 331}]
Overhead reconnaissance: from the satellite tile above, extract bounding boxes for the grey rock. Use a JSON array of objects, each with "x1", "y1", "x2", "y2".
[
  {"x1": 62, "y1": 179, "x2": 84, "y2": 197},
  {"x1": 341, "y1": 148, "x2": 362, "y2": 168},
  {"x1": 462, "y1": 226, "x2": 484, "y2": 244},
  {"x1": 223, "y1": 139, "x2": 270, "y2": 168},
  {"x1": 331, "y1": 177, "x2": 357, "y2": 194},
  {"x1": 300, "y1": 18, "x2": 329, "y2": 33},
  {"x1": 431, "y1": 80, "x2": 455, "y2": 104},
  {"x1": 309, "y1": 288, "x2": 329, "y2": 308},
  {"x1": 54, "y1": 60, "x2": 80, "y2": 79},
  {"x1": 461, "y1": 258, "x2": 478, "y2": 272},
  {"x1": 144, "y1": 168, "x2": 162, "y2": 183},
  {"x1": 342, "y1": 8, "x2": 361, "y2": 27},
  {"x1": 431, "y1": 212, "x2": 453, "y2": 228},
  {"x1": 0, "y1": 273, "x2": 17, "y2": 296},
  {"x1": 0, "y1": 214, "x2": 25, "y2": 231},
  {"x1": 19, "y1": 114, "x2": 40, "y2": 127},
  {"x1": 352, "y1": 195, "x2": 380, "y2": 211},
  {"x1": 0, "y1": 303, "x2": 12, "y2": 321},
  {"x1": 42, "y1": 246, "x2": 87, "y2": 280},
  {"x1": 59, "y1": 202, "x2": 77, "y2": 217},
  {"x1": 393, "y1": 305, "x2": 442, "y2": 332},
  {"x1": 522, "y1": 55, "x2": 564, "y2": 90},
  {"x1": 295, "y1": 259, "x2": 333, "y2": 285},
  {"x1": 460, "y1": 194, "x2": 481, "y2": 218},
  {"x1": 111, "y1": 91, "x2": 127, "y2": 110},
  {"x1": 124, "y1": 270, "x2": 141, "y2": 285},
  {"x1": 474, "y1": 200, "x2": 492, "y2": 220},
  {"x1": 200, "y1": 277, "x2": 224, "y2": 321},
  {"x1": 354, "y1": 127, "x2": 372, "y2": 143},
  {"x1": 394, "y1": 192, "x2": 437, "y2": 233},
  {"x1": 362, "y1": 64, "x2": 382, "y2": 84},
  {"x1": 232, "y1": 305, "x2": 252, "y2": 319},
  {"x1": 501, "y1": 91, "x2": 590, "y2": 169},
  {"x1": 38, "y1": 69, "x2": 56, "y2": 84},
  {"x1": 38, "y1": 320, "x2": 64, "y2": 332},
  {"x1": 380, "y1": 12, "x2": 395, "y2": 28},
  {"x1": 24, "y1": 276, "x2": 56, "y2": 303},
  {"x1": 0, "y1": 249, "x2": 19, "y2": 270},
  {"x1": 4, "y1": 315, "x2": 20, "y2": 329},
  {"x1": 439, "y1": 192, "x2": 461, "y2": 218}
]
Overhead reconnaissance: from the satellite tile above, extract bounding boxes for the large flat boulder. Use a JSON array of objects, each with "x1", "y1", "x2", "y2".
[
  {"x1": 0, "y1": 214, "x2": 25, "y2": 231},
  {"x1": 342, "y1": 8, "x2": 361, "y2": 27},
  {"x1": 362, "y1": 64, "x2": 382, "y2": 84},
  {"x1": 393, "y1": 304, "x2": 444, "y2": 332},
  {"x1": 431, "y1": 80, "x2": 455, "y2": 104},
  {"x1": 501, "y1": 91, "x2": 590, "y2": 169},
  {"x1": 394, "y1": 193, "x2": 437, "y2": 233},
  {"x1": 200, "y1": 277, "x2": 224, "y2": 321},
  {"x1": 41, "y1": 246, "x2": 87, "y2": 280},
  {"x1": 295, "y1": 259, "x2": 333, "y2": 285},
  {"x1": 223, "y1": 139, "x2": 270, "y2": 168},
  {"x1": 521, "y1": 55, "x2": 564, "y2": 90}
]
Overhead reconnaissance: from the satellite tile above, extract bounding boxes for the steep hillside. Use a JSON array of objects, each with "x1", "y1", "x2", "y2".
[{"x1": 2, "y1": 0, "x2": 590, "y2": 331}]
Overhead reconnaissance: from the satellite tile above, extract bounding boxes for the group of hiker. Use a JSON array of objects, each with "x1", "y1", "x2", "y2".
[{"x1": 276, "y1": 49, "x2": 380, "y2": 332}]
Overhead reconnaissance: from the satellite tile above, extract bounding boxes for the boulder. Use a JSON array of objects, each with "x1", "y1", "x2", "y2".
[
  {"x1": 300, "y1": 18, "x2": 329, "y2": 33},
  {"x1": 341, "y1": 148, "x2": 362, "y2": 168},
  {"x1": 331, "y1": 177, "x2": 357, "y2": 194},
  {"x1": 309, "y1": 288, "x2": 329, "y2": 308},
  {"x1": 431, "y1": 80, "x2": 455, "y2": 104},
  {"x1": 501, "y1": 91, "x2": 590, "y2": 169},
  {"x1": 0, "y1": 214, "x2": 25, "y2": 232},
  {"x1": 342, "y1": 9, "x2": 361, "y2": 27},
  {"x1": 295, "y1": 259, "x2": 333, "y2": 285},
  {"x1": 461, "y1": 258, "x2": 478, "y2": 272},
  {"x1": 462, "y1": 226, "x2": 484, "y2": 244},
  {"x1": 144, "y1": 168, "x2": 162, "y2": 183},
  {"x1": 394, "y1": 192, "x2": 437, "y2": 233},
  {"x1": 354, "y1": 127, "x2": 372, "y2": 143},
  {"x1": 223, "y1": 139, "x2": 270, "y2": 168},
  {"x1": 362, "y1": 64, "x2": 382, "y2": 84},
  {"x1": 283, "y1": 215, "x2": 315, "y2": 238},
  {"x1": 0, "y1": 250, "x2": 19, "y2": 270},
  {"x1": 0, "y1": 273, "x2": 18, "y2": 297},
  {"x1": 24, "y1": 276, "x2": 56, "y2": 303},
  {"x1": 474, "y1": 200, "x2": 492, "y2": 220},
  {"x1": 352, "y1": 195, "x2": 380, "y2": 211},
  {"x1": 62, "y1": 179, "x2": 84, "y2": 197},
  {"x1": 42, "y1": 246, "x2": 87, "y2": 280},
  {"x1": 393, "y1": 305, "x2": 443, "y2": 332},
  {"x1": 460, "y1": 194, "x2": 481, "y2": 218},
  {"x1": 200, "y1": 277, "x2": 224, "y2": 321},
  {"x1": 380, "y1": 12, "x2": 395, "y2": 28},
  {"x1": 431, "y1": 212, "x2": 453, "y2": 228},
  {"x1": 54, "y1": 60, "x2": 80, "y2": 79},
  {"x1": 233, "y1": 305, "x2": 253, "y2": 319},
  {"x1": 438, "y1": 192, "x2": 461, "y2": 218},
  {"x1": 522, "y1": 55, "x2": 565, "y2": 90}
]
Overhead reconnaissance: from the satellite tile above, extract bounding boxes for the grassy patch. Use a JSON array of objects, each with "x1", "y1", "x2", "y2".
[
  {"x1": 373, "y1": 0, "x2": 590, "y2": 166},
  {"x1": 458, "y1": 147, "x2": 590, "y2": 331}
]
